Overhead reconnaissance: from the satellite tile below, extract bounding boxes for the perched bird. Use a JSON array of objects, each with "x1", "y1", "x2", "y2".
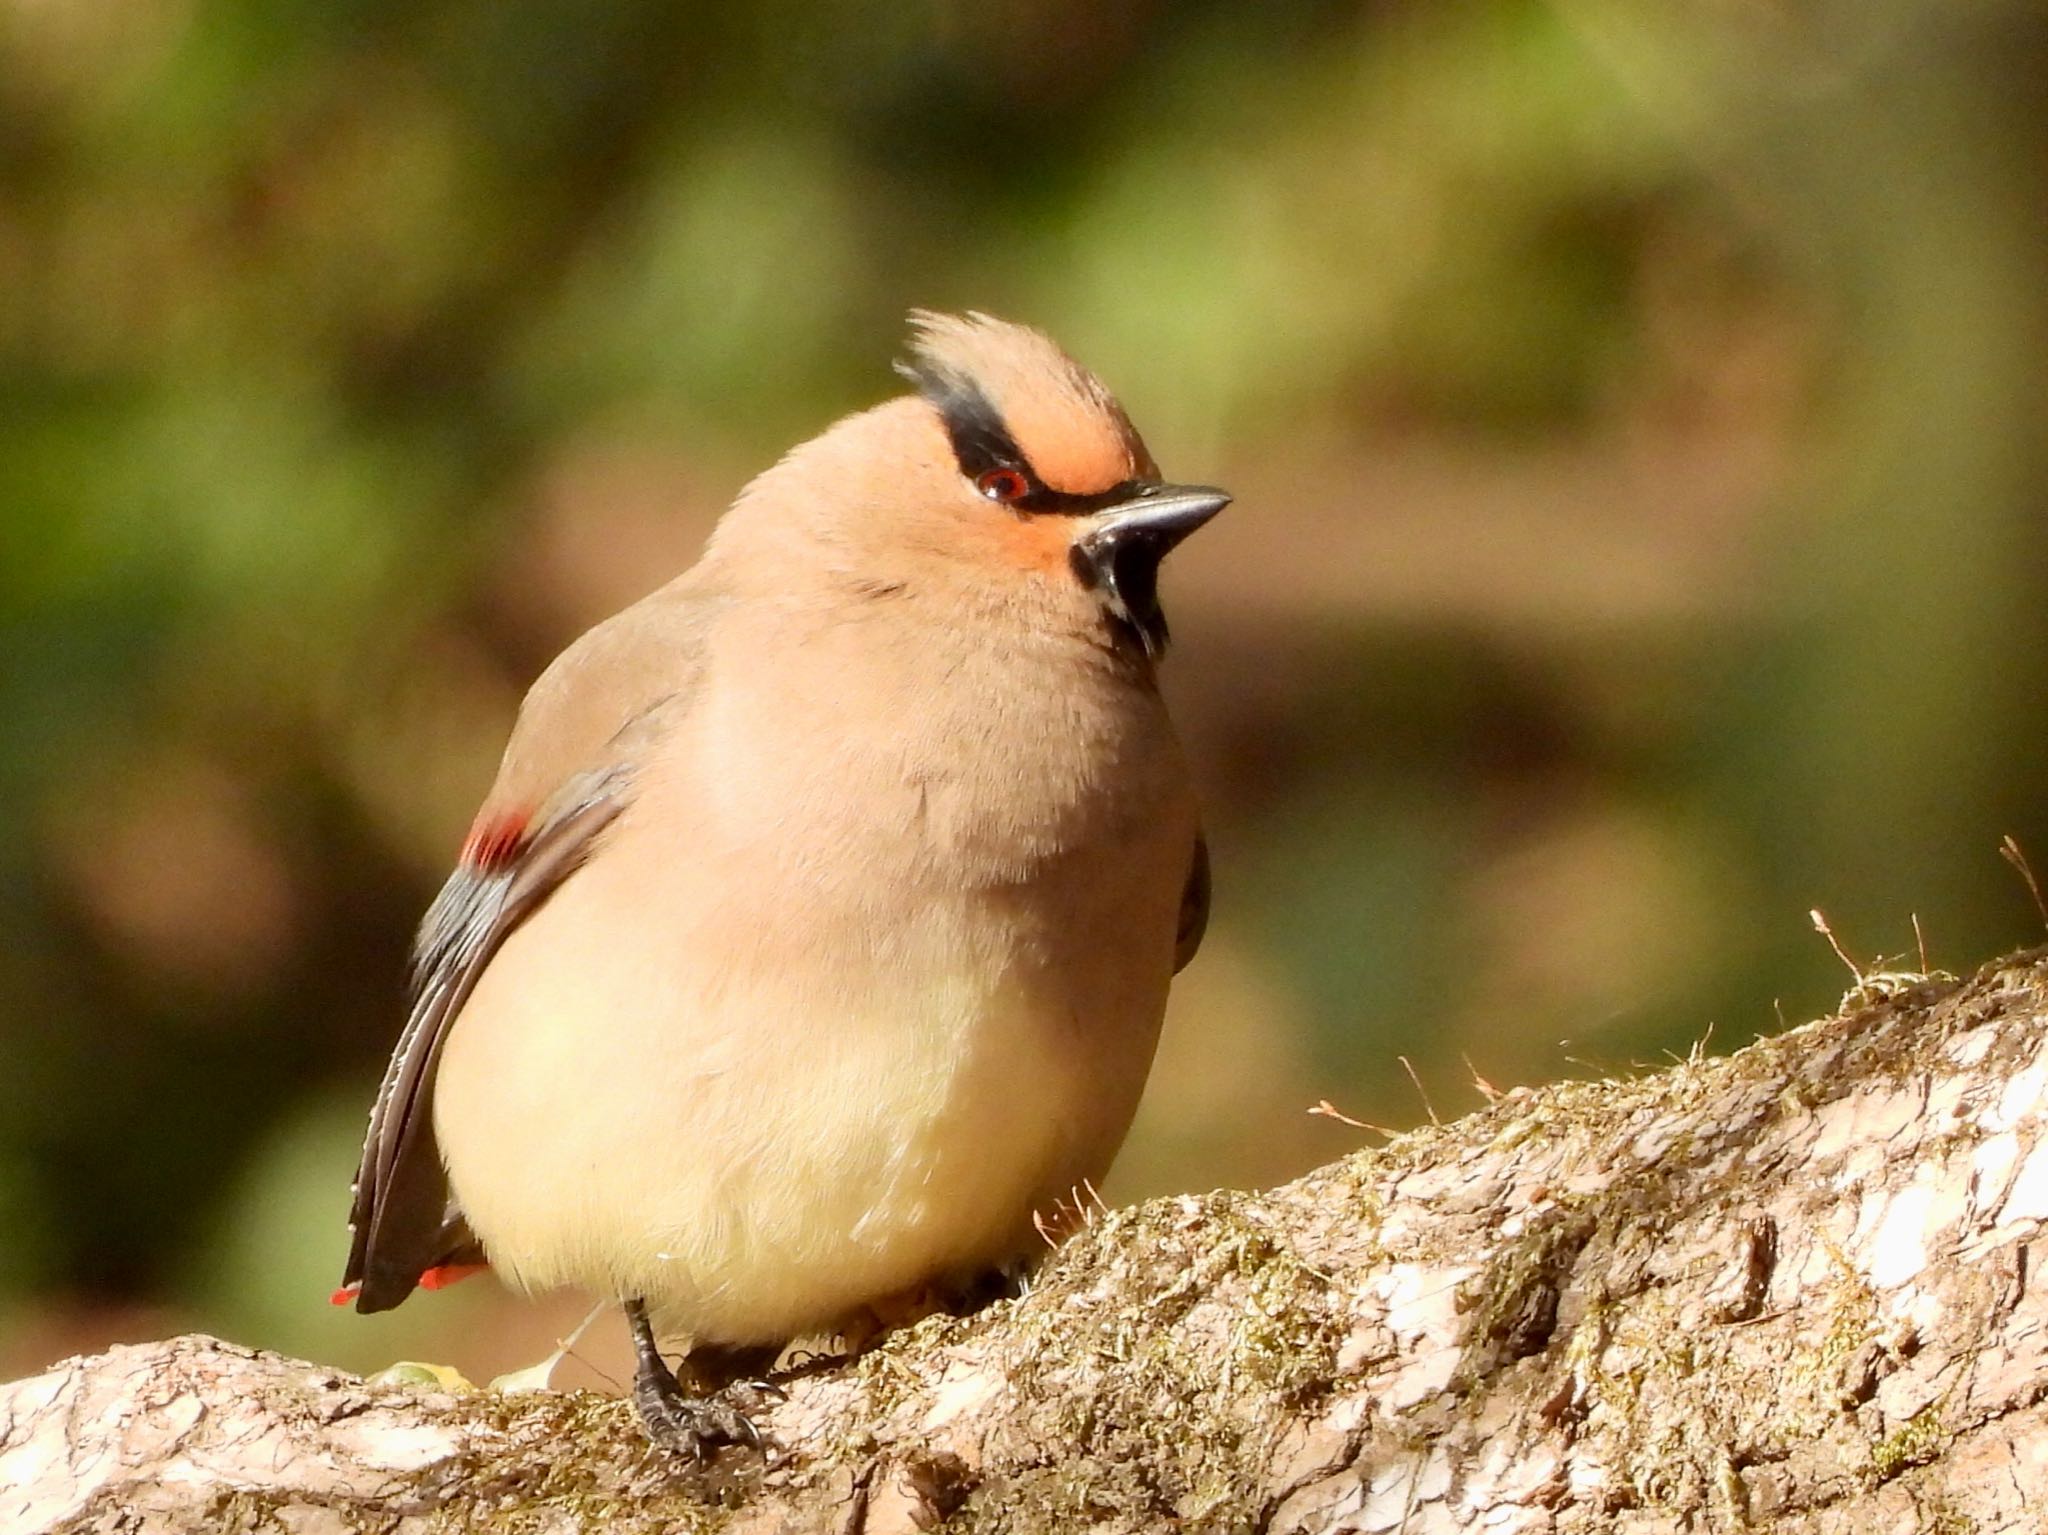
[{"x1": 338, "y1": 311, "x2": 1228, "y2": 1452}]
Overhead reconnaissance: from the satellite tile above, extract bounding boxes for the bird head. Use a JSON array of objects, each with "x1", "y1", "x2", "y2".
[{"x1": 710, "y1": 311, "x2": 1230, "y2": 661}]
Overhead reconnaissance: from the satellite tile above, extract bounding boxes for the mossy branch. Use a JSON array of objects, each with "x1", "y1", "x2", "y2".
[{"x1": 9, "y1": 949, "x2": 2048, "y2": 1533}]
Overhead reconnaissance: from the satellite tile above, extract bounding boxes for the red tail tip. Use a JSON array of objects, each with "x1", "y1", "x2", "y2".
[
  {"x1": 329, "y1": 1283, "x2": 360, "y2": 1308},
  {"x1": 418, "y1": 1263, "x2": 488, "y2": 1291}
]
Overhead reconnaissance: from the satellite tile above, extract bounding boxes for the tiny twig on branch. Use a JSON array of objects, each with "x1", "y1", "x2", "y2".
[{"x1": 2003, "y1": 834, "x2": 2048, "y2": 932}]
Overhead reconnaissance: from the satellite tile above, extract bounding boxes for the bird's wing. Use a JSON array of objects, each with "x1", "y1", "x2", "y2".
[
  {"x1": 1174, "y1": 830, "x2": 1210, "y2": 974},
  {"x1": 340, "y1": 586, "x2": 719, "y2": 1313}
]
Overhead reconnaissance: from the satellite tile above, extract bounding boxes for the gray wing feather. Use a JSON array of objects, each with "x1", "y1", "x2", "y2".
[{"x1": 342, "y1": 766, "x2": 629, "y2": 1311}]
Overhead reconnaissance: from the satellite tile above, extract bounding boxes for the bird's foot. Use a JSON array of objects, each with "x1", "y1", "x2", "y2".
[
  {"x1": 624, "y1": 1295, "x2": 769, "y2": 1460},
  {"x1": 631, "y1": 1351, "x2": 762, "y2": 1458}
]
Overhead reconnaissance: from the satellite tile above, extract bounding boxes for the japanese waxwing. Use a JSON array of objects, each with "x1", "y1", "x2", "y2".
[{"x1": 339, "y1": 311, "x2": 1229, "y2": 1453}]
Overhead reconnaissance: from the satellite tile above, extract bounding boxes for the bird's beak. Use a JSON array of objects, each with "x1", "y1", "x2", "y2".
[{"x1": 1070, "y1": 483, "x2": 1231, "y2": 658}]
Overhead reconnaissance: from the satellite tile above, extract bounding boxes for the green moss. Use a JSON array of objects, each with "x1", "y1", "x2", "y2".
[
  {"x1": 399, "y1": 1387, "x2": 735, "y2": 1535},
  {"x1": 1917, "y1": 1502, "x2": 1975, "y2": 1535},
  {"x1": 929, "y1": 1191, "x2": 1354, "y2": 1533},
  {"x1": 201, "y1": 1489, "x2": 297, "y2": 1533},
  {"x1": 1452, "y1": 1207, "x2": 1596, "y2": 1389},
  {"x1": 1870, "y1": 1405, "x2": 1948, "y2": 1484}
]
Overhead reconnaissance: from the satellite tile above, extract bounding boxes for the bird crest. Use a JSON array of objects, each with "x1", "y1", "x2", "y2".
[{"x1": 897, "y1": 311, "x2": 1153, "y2": 496}]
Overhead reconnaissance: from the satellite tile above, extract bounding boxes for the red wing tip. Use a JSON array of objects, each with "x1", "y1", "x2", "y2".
[
  {"x1": 461, "y1": 809, "x2": 532, "y2": 871},
  {"x1": 329, "y1": 1283, "x2": 361, "y2": 1308},
  {"x1": 418, "y1": 1263, "x2": 489, "y2": 1291}
]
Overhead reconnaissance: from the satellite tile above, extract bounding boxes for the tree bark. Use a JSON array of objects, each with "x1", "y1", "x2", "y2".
[{"x1": 8, "y1": 947, "x2": 2048, "y2": 1534}]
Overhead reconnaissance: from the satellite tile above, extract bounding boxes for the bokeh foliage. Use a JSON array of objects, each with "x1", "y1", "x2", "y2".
[{"x1": 2, "y1": 0, "x2": 2044, "y2": 1377}]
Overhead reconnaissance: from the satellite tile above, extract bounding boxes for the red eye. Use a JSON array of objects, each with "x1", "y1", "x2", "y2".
[{"x1": 976, "y1": 467, "x2": 1030, "y2": 504}]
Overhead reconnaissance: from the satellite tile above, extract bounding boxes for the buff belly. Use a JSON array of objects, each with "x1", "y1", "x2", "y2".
[{"x1": 431, "y1": 873, "x2": 1155, "y2": 1343}]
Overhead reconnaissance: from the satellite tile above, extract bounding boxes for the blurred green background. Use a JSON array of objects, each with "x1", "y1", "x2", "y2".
[{"x1": 4, "y1": 0, "x2": 2045, "y2": 1390}]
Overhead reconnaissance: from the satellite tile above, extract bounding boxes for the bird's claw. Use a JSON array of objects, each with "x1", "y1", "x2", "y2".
[
  {"x1": 632, "y1": 1360, "x2": 763, "y2": 1458},
  {"x1": 624, "y1": 1296, "x2": 776, "y2": 1460}
]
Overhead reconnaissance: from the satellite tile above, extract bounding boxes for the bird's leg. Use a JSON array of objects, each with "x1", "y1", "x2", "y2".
[
  {"x1": 958, "y1": 1261, "x2": 1033, "y2": 1308},
  {"x1": 624, "y1": 1298, "x2": 761, "y2": 1457},
  {"x1": 828, "y1": 1264, "x2": 1037, "y2": 1360}
]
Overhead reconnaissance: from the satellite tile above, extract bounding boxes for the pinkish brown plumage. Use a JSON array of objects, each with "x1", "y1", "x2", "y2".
[{"x1": 342, "y1": 312, "x2": 1227, "y2": 1454}]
